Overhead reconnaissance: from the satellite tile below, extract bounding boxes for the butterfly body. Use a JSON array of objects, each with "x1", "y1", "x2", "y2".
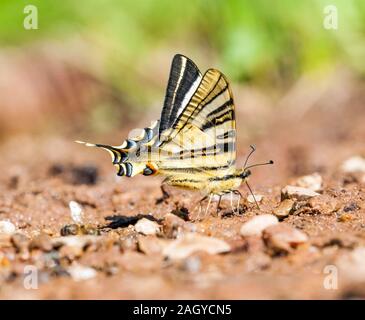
[
  {"x1": 77, "y1": 54, "x2": 266, "y2": 214},
  {"x1": 159, "y1": 168, "x2": 250, "y2": 196}
]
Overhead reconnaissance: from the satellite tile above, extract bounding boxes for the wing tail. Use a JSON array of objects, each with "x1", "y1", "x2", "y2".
[{"x1": 76, "y1": 120, "x2": 160, "y2": 177}]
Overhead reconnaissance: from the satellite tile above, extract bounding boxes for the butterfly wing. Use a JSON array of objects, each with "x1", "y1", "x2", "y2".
[
  {"x1": 159, "y1": 54, "x2": 202, "y2": 135},
  {"x1": 157, "y1": 68, "x2": 236, "y2": 177},
  {"x1": 77, "y1": 55, "x2": 202, "y2": 178},
  {"x1": 76, "y1": 120, "x2": 161, "y2": 177},
  {"x1": 77, "y1": 56, "x2": 236, "y2": 185}
]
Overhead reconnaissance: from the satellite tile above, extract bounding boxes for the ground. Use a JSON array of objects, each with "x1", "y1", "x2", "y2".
[{"x1": 0, "y1": 72, "x2": 365, "y2": 299}]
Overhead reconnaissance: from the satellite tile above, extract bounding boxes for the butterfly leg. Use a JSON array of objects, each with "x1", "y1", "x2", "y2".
[
  {"x1": 245, "y1": 181, "x2": 260, "y2": 210},
  {"x1": 203, "y1": 193, "x2": 213, "y2": 219},
  {"x1": 230, "y1": 191, "x2": 237, "y2": 215},
  {"x1": 216, "y1": 195, "x2": 223, "y2": 216},
  {"x1": 193, "y1": 195, "x2": 208, "y2": 221},
  {"x1": 233, "y1": 190, "x2": 243, "y2": 215}
]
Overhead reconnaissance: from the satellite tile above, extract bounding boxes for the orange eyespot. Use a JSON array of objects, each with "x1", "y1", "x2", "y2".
[{"x1": 143, "y1": 163, "x2": 158, "y2": 176}]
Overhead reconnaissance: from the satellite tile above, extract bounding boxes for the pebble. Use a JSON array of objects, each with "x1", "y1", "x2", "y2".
[
  {"x1": 69, "y1": 201, "x2": 84, "y2": 224},
  {"x1": 52, "y1": 235, "x2": 98, "y2": 250},
  {"x1": 341, "y1": 156, "x2": 365, "y2": 173},
  {"x1": 307, "y1": 195, "x2": 340, "y2": 215},
  {"x1": 163, "y1": 213, "x2": 186, "y2": 238},
  {"x1": 247, "y1": 194, "x2": 264, "y2": 204},
  {"x1": 134, "y1": 218, "x2": 160, "y2": 236},
  {"x1": 273, "y1": 199, "x2": 295, "y2": 218},
  {"x1": 67, "y1": 264, "x2": 97, "y2": 281},
  {"x1": 180, "y1": 256, "x2": 202, "y2": 273},
  {"x1": 338, "y1": 213, "x2": 353, "y2": 222},
  {"x1": 29, "y1": 233, "x2": 53, "y2": 252},
  {"x1": 0, "y1": 252, "x2": 10, "y2": 268},
  {"x1": 343, "y1": 202, "x2": 359, "y2": 212},
  {"x1": 11, "y1": 233, "x2": 29, "y2": 252},
  {"x1": 0, "y1": 220, "x2": 16, "y2": 235},
  {"x1": 163, "y1": 233, "x2": 230, "y2": 260},
  {"x1": 292, "y1": 173, "x2": 323, "y2": 192},
  {"x1": 60, "y1": 224, "x2": 80, "y2": 236},
  {"x1": 138, "y1": 236, "x2": 167, "y2": 255},
  {"x1": 281, "y1": 185, "x2": 320, "y2": 201},
  {"x1": 263, "y1": 223, "x2": 308, "y2": 254},
  {"x1": 240, "y1": 214, "x2": 279, "y2": 237}
]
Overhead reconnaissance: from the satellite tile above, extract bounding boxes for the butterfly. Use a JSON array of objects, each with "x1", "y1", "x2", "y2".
[{"x1": 77, "y1": 54, "x2": 273, "y2": 218}]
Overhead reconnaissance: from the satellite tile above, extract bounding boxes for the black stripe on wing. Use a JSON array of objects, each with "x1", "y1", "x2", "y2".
[{"x1": 159, "y1": 54, "x2": 202, "y2": 135}]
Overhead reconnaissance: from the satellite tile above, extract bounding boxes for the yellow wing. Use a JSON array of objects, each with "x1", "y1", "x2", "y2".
[{"x1": 157, "y1": 68, "x2": 236, "y2": 176}]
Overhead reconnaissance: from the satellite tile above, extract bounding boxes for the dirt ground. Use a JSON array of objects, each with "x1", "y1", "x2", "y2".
[{"x1": 0, "y1": 72, "x2": 365, "y2": 299}]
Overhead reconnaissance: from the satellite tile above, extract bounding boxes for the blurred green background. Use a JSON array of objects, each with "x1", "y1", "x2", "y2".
[{"x1": 0, "y1": 0, "x2": 364, "y2": 135}]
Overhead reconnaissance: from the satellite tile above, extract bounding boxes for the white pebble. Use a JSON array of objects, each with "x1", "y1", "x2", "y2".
[
  {"x1": 135, "y1": 218, "x2": 160, "y2": 235},
  {"x1": 341, "y1": 156, "x2": 365, "y2": 173},
  {"x1": 293, "y1": 173, "x2": 322, "y2": 192},
  {"x1": 247, "y1": 194, "x2": 263, "y2": 204},
  {"x1": 69, "y1": 201, "x2": 84, "y2": 224},
  {"x1": 0, "y1": 220, "x2": 16, "y2": 235},
  {"x1": 163, "y1": 233, "x2": 230, "y2": 260},
  {"x1": 67, "y1": 264, "x2": 97, "y2": 281},
  {"x1": 240, "y1": 214, "x2": 278, "y2": 237},
  {"x1": 281, "y1": 185, "x2": 320, "y2": 201}
]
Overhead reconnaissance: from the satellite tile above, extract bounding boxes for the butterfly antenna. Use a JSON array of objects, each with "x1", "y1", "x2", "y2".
[
  {"x1": 245, "y1": 160, "x2": 274, "y2": 170},
  {"x1": 245, "y1": 181, "x2": 260, "y2": 210},
  {"x1": 243, "y1": 145, "x2": 256, "y2": 168}
]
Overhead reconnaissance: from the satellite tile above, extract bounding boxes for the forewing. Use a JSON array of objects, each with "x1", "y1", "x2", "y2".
[
  {"x1": 158, "y1": 69, "x2": 236, "y2": 173},
  {"x1": 159, "y1": 54, "x2": 202, "y2": 135}
]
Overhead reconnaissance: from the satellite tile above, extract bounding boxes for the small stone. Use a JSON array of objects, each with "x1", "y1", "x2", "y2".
[
  {"x1": 29, "y1": 233, "x2": 53, "y2": 252},
  {"x1": 281, "y1": 185, "x2": 320, "y2": 201},
  {"x1": 343, "y1": 202, "x2": 359, "y2": 212},
  {"x1": 247, "y1": 194, "x2": 263, "y2": 204},
  {"x1": 273, "y1": 199, "x2": 295, "y2": 218},
  {"x1": 11, "y1": 233, "x2": 29, "y2": 252},
  {"x1": 134, "y1": 218, "x2": 160, "y2": 236},
  {"x1": 67, "y1": 264, "x2": 97, "y2": 281},
  {"x1": 120, "y1": 234, "x2": 139, "y2": 251},
  {"x1": 341, "y1": 156, "x2": 365, "y2": 173},
  {"x1": 338, "y1": 213, "x2": 353, "y2": 222},
  {"x1": 307, "y1": 195, "x2": 340, "y2": 215},
  {"x1": 0, "y1": 220, "x2": 16, "y2": 235},
  {"x1": 138, "y1": 236, "x2": 167, "y2": 255},
  {"x1": 292, "y1": 173, "x2": 323, "y2": 192},
  {"x1": 163, "y1": 233, "x2": 230, "y2": 260},
  {"x1": 52, "y1": 235, "x2": 98, "y2": 250},
  {"x1": 80, "y1": 225, "x2": 100, "y2": 236},
  {"x1": 60, "y1": 224, "x2": 80, "y2": 236},
  {"x1": 53, "y1": 235, "x2": 99, "y2": 259},
  {"x1": 0, "y1": 252, "x2": 10, "y2": 268},
  {"x1": 240, "y1": 214, "x2": 279, "y2": 237},
  {"x1": 163, "y1": 213, "x2": 186, "y2": 238},
  {"x1": 263, "y1": 223, "x2": 308, "y2": 254},
  {"x1": 244, "y1": 252, "x2": 271, "y2": 272},
  {"x1": 69, "y1": 201, "x2": 84, "y2": 224},
  {"x1": 180, "y1": 256, "x2": 202, "y2": 273},
  {"x1": 0, "y1": 234, "x2": 12, "y2": 248}
]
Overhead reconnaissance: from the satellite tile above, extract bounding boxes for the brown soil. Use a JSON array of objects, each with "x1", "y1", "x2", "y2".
[{"x1": 0, "y1": 73, "x2": 365, "y2": 299}]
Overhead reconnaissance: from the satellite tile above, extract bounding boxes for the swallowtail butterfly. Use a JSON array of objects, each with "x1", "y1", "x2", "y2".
[{"x1": 77, "y1": 54, "x2": 273, "y2": 217}]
